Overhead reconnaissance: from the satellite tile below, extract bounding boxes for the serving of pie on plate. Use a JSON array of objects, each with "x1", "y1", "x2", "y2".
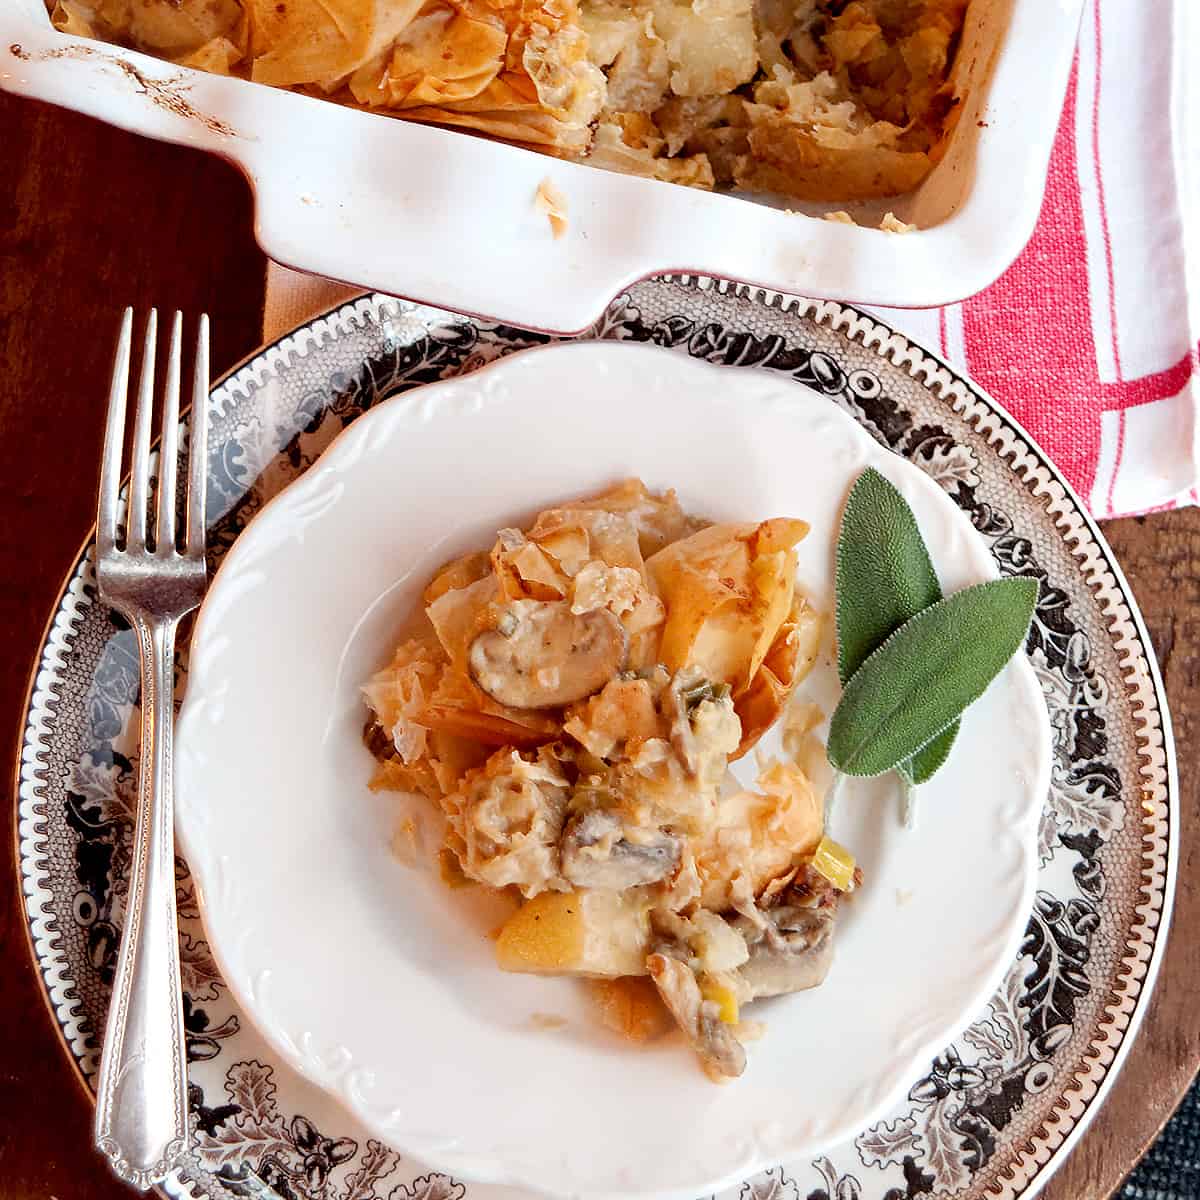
[
  {"x1": 362, "y1": 479, "x2": 857, "y2": 1080},
  {"x1": 50, "y1": 0, "x2": 967, "y2": 200}
]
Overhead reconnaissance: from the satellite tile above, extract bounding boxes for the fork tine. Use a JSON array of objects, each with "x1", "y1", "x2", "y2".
[
  {"x1": 98, "y1": 309, "x2": 133, "y2": 556},
  {"x1": 186, "y1": 314, "x2": 210, "y2": 558},
  {"x1": 156, "y1": 312, "x2": 183, "y2": 553},
  {"x1": 127, "y1": 310, "x2": 158, "y2": 552}
]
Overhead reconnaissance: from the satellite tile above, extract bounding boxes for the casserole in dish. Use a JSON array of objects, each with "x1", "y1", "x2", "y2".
[{"x1": 1, "y1": 0, "x2": 1082, "y2": 330}]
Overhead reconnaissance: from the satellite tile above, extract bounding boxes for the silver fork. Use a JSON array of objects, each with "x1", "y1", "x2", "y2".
[{"x1": 93, "y1": 308, "x2": 210, "y2": 1189}]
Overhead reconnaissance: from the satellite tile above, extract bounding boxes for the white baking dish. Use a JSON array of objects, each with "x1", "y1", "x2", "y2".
[{"x1": 1, "y1": 0, "x2": 1082, "y2": 332}]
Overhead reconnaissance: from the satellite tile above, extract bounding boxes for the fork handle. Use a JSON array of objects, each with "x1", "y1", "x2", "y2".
[{"x1": 95, "y1": 615, "x2": 190, "y2": 1189}]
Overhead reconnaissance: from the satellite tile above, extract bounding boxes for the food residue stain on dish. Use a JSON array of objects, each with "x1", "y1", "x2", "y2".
[
  {"x1": 390, "y1": 815, "x2": 423, "y2": 867},
  {"x1": 895, "y1": 888, "x2": 914, "y2": 907},
  {"x1": 824, "y1": 210, "x2": 917, "y2": 233},
  {"x1": 37, "y1": 44, "x2": 239, "y2": 137},
  {"x1": 530, "y1": 1013, "x2": 569, "y2": 1031},
  {"x1": 534, "y1": 178, "x2": 568, "y2": 239},
  {"x1": 9, "y1": 43, "x2": 29, "y2": 60}
]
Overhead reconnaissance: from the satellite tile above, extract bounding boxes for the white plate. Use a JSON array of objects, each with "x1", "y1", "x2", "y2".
[
  {"x1": 175, "y1": 340, "x2": 1050, "y2": 1199},
  {"x1": 0, "y1": 0, "x2": 1082, "y2": 331}
]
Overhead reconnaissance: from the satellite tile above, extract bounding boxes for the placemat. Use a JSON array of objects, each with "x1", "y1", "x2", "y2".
[{"x1": 1118, "y1": 1078, "x2": 1200, "y2": 1199}]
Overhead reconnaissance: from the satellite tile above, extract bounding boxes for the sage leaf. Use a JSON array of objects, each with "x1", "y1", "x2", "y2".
[
  {"x1": 836, "y1": 467, "x2": 959, "y2": 782},
  {"x1": 827, "y1": 576, "x2": 1039, "y2": 778},
  {"x1": 836, "y1": 467, "x2": 942, "y2": 682},
  {"x1": 898, "y1": 728, "x2": 957, "y2": 786}
]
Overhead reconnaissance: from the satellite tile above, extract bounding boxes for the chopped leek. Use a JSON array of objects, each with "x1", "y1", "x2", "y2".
[
  {"x1": 811, "y1": 836, "x2": 857, "y2": 892},
  {"x1": 700, "y1": 976, "x2": 740, "y2": 1025}
]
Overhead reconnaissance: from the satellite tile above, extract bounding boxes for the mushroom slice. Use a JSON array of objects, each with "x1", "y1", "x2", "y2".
[
  {"x1": 363, "y1": 717, "x2": 398, "y2": 762},
  {"x1": 468, "y1": 602, "x2": 627, "y2": 709},
  {"x1": 442, "y1": 747, "x2": 571, "y2": 896},
  {"x1": 732, "y1": 903, "x2": 837, "y2": 999},
  {"x1": 647, "y1": 952, "x2": 747, "y2": 1079},
  {"x1": 561, "y1": 810, "x2": 682, "y2": 889}
]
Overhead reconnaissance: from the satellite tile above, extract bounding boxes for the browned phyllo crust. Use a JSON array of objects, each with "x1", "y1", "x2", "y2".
[
  {"x1": 360, "y1": 479, "x2": 861, "y2": 1079},
  {"x1": 54, "y1": 0, "x2": 967, "y2": 201}
]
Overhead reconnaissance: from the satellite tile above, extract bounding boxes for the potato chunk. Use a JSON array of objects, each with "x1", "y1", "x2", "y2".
[{"x1": 496, "y1": 889, "x2": 652, "y2": 976}]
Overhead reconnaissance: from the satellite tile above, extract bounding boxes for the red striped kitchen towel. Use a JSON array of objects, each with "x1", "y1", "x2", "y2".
[{"x1": 872, "y1": 0, "x2": 1199, "y2": 519}]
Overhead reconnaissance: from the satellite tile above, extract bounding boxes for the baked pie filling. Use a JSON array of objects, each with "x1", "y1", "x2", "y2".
[
  {"x1": 52, "y1": 0, "x2": 968, "y2": 200},
  {"x1": 361, "y1": 480, "x2": 859, "y2": 1078}
]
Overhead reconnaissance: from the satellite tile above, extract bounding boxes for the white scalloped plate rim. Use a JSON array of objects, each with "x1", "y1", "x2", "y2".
[
  {"x1": 12, "y1": 279, "x2": 1176, "y2": 1200},
  {"x1": 173, "y1": 338, "x2": 1051, "y2": 1199}
]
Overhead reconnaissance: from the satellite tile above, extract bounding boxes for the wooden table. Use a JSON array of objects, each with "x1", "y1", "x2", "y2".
[{"x1": 1, "y1": 92, "x2": 1196, "y2": 1200}]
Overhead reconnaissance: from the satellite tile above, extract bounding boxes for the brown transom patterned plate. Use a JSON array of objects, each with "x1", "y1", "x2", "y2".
[{"x1": 16, "y1": 277, "x2": 1175, "y2": 1200}]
